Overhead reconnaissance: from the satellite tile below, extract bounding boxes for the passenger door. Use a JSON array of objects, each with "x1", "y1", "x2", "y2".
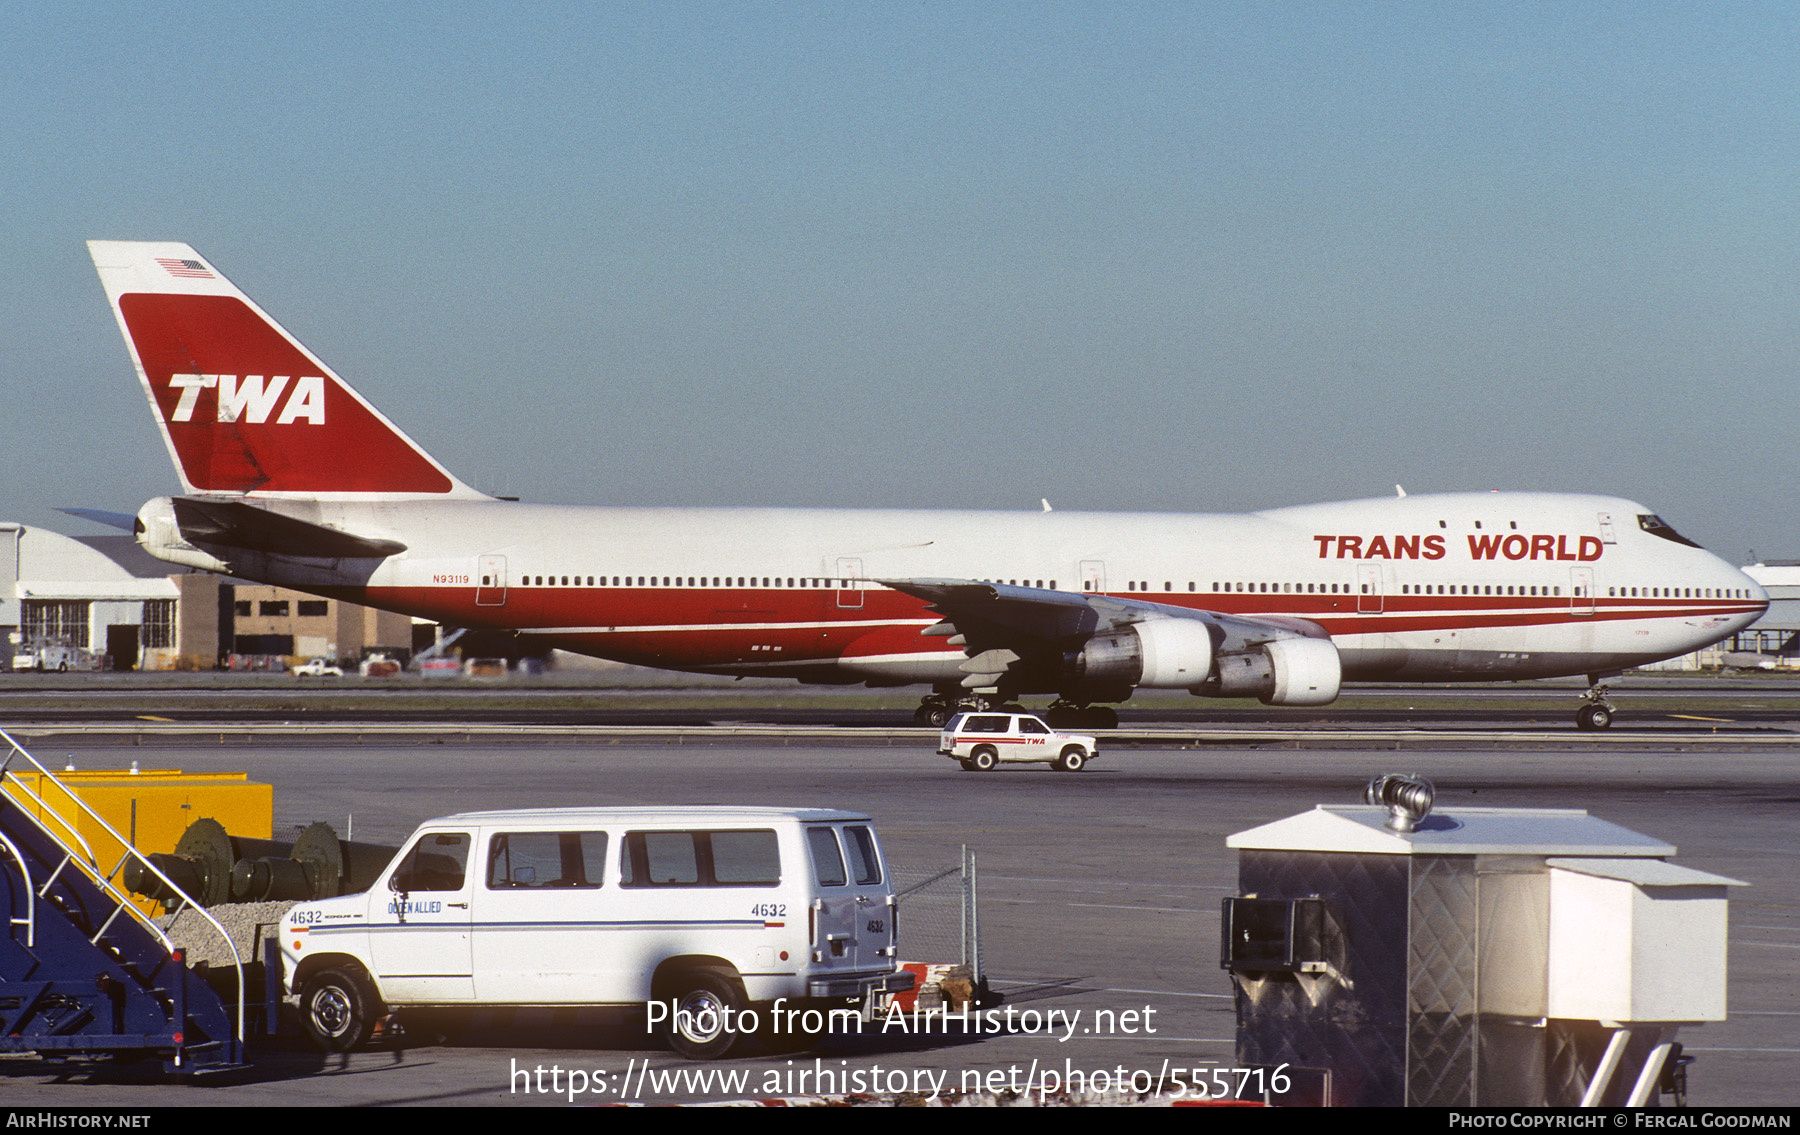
[
  {"x1": 474, "y1": 829, "x2": 610, "y2": 1003},
  {"x1": 476, "y1": 555, "x2": 507, "y2": 606},
  {"x1": 367, "y1": 828, "x2": 476, "y2": 1001}
]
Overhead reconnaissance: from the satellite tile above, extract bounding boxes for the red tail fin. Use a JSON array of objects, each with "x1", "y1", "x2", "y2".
[{"x1": 89, "y1": 241, "x2": 482, "y2": 499}]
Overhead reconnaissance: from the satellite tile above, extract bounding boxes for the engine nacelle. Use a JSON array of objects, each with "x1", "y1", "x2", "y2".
[
  {"x1": 1210, "y1": 636, "x2": 1342, "y2": 706},
  {"x1": 1073, "y1": 617, "x2": 1215, "y2": 689},
  {"x1": 1263, "y1": 635, "x2": 1342, "y2": 706}
]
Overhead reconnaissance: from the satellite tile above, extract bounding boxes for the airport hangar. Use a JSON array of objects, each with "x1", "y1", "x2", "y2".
[{"x1": 0, "y1": 522, "x2": 411, "y2": 670}]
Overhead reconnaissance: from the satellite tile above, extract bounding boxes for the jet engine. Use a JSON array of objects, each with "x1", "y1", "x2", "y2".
[
  {"x1": 1070, "y1": 616, "x2": 1215, "y2": 689},
  {"x1": 1210, "y1": 635, "x2": 1342, "y2": 706}
]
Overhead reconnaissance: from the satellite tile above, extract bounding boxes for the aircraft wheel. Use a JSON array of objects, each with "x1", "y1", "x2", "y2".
[
  {"x1": 926, "y1": 705, "x2": 954, "y2": 728},
  {"x1": 969, "y1": 746, "x2": 999, "y2": 772},
  {"x1": 1088, "y1": 706, "x2": 1119, "y2": 729},
  {"x1": 1576, "y1": 703, "x2": 1613, "y2": 731},
  {"x1": 1054, "y1": 746, "x2": 1087, "y2": 772}
]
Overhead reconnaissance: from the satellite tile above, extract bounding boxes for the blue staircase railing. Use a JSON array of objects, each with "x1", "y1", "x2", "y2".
[{"x1": 0, "y1": 730, "x2": 245, "y2": 1070}]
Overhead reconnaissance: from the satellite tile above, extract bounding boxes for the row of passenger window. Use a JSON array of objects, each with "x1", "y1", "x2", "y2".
[
  {"x1": 1609, "y1": 586, "x2": 1751, "y2": 599},
  {"x1": 390, "y1": 827, "x2": 881, "y2": 893},
  {"x1": 1401, "y1": 584, "x2": 1563, "y2": 597},
  {"x1": 483, "y1": 574, "x2": 1749, "y2": 603},
  {"x1": 498, "y1": 576, "x2": 864, "y2": 589}
]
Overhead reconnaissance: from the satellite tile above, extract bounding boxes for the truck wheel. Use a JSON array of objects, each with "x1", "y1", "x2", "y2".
[
  {"x1": 969, "y1": 746, "x2": 998, "y2": 772},
  {"x1": 300, "y1": 966, "x2": 380, "y2": 1052},
  {"x1": 661, "y1": 970, "x2": 746, "y2": 1059},
  {"x1": 1055, "y1": 746, "x2": 1087, "y2": 772}
]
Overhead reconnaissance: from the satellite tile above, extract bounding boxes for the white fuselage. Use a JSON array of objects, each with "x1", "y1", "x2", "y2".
[{"x1": 143, "y1": 490, "x2": 1766, "y2": 691}]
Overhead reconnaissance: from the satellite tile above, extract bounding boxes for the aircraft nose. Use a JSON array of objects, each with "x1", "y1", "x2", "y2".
[{"x1": 1723, "y1": 562, "x2": 1768, "y2": 631}]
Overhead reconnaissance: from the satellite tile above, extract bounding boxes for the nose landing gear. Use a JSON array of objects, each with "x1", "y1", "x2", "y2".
[{"x1": 1576, "y1": 676, "x2": 1617, "y2": 730}]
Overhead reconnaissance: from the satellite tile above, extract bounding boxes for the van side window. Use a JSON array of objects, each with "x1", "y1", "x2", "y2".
[
  {"x1": 624, "y1": 831, "x2": 700, "y2": 886},
  {"x1": 487, "y1": 831, "x2": 607, "y2": 889},
  {"x1": 968, "y1": 715, "x2": 1009, "y2": 733},
  {"x1": 711, "y1": 830, "x2": 781, "y2": 885},
  {"x1": 809, "y1": 827, "x2": 847, "y2": 886},
  {"x1": 621, "y1": 829, "x2": 781, "y2": 887},
  {"x1": 389, "y1": 832, "x2": 470, "y2": 892},
  {"x1": 1018, "y1": 718, "x2": 1049, "y2": 734},
  {"x1": 844, "y1": 826, "x2": 882, "y2": 885}
]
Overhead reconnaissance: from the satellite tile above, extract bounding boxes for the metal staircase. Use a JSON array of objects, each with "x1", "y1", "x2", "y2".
[{"x1": 0, "y1": 731, "x2": 245, "y2": 1071}]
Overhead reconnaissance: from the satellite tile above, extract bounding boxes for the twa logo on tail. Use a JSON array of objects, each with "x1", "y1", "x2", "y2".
[
  {"x1": 90, "y1": 241, "x2": 484, "y2": 500},
  {"x1": 168, "y1": 374, "x2": 327, "y2": 424}
]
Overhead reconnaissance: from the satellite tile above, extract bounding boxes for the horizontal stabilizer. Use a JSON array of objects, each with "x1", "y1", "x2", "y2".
[
  {"x1": 57, "y1": 508, "x2": 139, "y2": 532},
  {"x1": 171, "y1": 497, "x2": 406, "y2": 559}
]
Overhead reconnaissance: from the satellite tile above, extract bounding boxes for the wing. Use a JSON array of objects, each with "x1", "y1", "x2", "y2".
[{"x1": 880, "y1": 577, "x2": 1340, "y2": 704}]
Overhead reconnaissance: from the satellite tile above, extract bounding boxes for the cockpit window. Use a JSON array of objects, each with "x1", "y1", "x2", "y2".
[{"x1": 1637, "y1": 515, "x2": 1701, "y2": 549}]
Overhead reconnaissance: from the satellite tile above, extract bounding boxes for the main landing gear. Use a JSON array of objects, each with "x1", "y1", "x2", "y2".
[
  {"x1": 912, "y1": 692, "x2": 1121, "y2": 730},
  {"x1": 912, "y1": 692, "x2": 1047, "y2": 726},
  {"x1": 1044, "y1": 700, "x2": 1118, "y2": 730},
  {"x1": 1576, "y1": 676, "x2": 1617, "y2": 731},
  {"x1": 913, "y1": 695, "x2": 957, "y2": 728}
]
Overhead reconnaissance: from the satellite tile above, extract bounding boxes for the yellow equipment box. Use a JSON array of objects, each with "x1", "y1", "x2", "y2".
[{"x1": 2, "y1": 767, "x2": 272, "y2": 910}]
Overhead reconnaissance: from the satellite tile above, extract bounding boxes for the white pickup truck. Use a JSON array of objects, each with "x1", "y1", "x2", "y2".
[
  {"x1": 281, "y1": 806, "x2": 913, "y2": 1058},
  {"x1": 938, "y1": 712, "x2": 1098, "y2": 772}
]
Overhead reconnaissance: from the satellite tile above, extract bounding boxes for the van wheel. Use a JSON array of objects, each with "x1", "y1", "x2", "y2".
[
  {"x1": 969, "y1": 746, "x2": 998, "y2": 772},
  {"x1": 1055, "y1": 746, "x2": 1087, "y2": 772},
  {"x1": 662, "y1": 970, "x2": 746, "y2": 1059},
  {"x1": 300, "y1": 966, "x2": 380, "y2": 1052}
]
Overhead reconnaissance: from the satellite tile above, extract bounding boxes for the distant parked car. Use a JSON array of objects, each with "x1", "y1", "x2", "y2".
[
  {"x1": 359, "y1": 654, "x2": 401, "y2": 678},
  {"x1": 291, "y1": 658, "x2": 345, "y2": 678},
  {"x1": 12, "y1": 640, "x2": 80, "y2": 672}
]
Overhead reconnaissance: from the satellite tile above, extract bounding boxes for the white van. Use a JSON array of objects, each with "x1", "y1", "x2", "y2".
[{"x1": 281, "y1": 806, "x2": 913, "y2": 1058}]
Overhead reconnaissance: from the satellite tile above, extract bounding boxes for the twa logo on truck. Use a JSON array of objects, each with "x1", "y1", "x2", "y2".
[{"x1": 167, "y1": 374, "x2": 327, "y2": 424}]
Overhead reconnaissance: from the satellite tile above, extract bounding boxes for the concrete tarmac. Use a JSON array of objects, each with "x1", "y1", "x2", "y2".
[{"x1": 2, "y1": 734, "x2": 1795, "y2": 1107}]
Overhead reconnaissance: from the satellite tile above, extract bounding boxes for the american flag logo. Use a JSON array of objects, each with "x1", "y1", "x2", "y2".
[{"x1": 156, "y1": 257, "x2": 215, "y2": 279}]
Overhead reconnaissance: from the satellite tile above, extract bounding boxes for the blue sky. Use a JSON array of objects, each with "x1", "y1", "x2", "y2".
[{"x1": 5, "y1": 3, "x2": 1795, "y2": 558}]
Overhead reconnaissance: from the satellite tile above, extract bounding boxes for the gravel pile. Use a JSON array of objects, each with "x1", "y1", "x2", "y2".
[{"x1": 156, "y1": 900, "x2": 296, "y2": 968}]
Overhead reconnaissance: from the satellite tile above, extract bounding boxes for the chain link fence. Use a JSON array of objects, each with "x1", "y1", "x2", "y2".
[{"x1": 892, "y1": 845, "x2": 981, "y2": 984}]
